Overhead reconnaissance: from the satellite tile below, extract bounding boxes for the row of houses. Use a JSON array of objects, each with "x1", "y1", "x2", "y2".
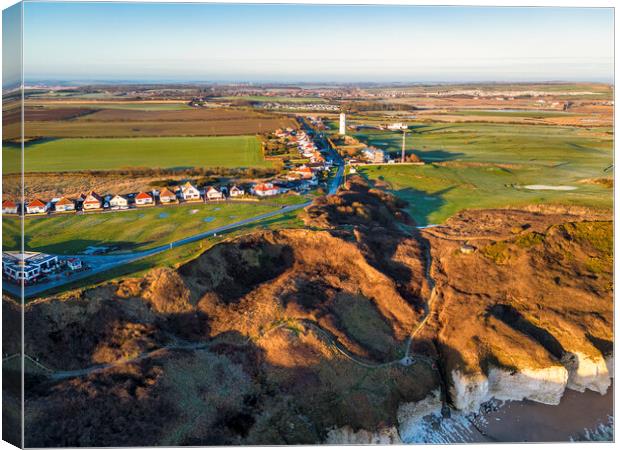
[{"x1": 2, "y1": 182, "x2": 250, "y2": 216}]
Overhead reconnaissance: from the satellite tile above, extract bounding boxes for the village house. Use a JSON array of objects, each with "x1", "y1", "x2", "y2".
[
  {"x1": 362, "y1": 147, "x2": 385, "y2": 164},
  {"x1": 206, "y1": 186, "x2": 224, "y2": 201},
  {"x1": 252, "y1": 182, "x2": 279, "y2": 197},
  {"x1": 26, "y1": 199, "x2": 48, "y2": 214},
  {"x1": 54, "y1": 197, "x2": 75, "y2": 212},
  {"x1": 135, "y1": 191, "x2": 154, "y2": 206},
  {"x1": 229, "y1": 185, "x2": 245, "y2": 197},
  {"x1": 2, "y1": 200, "x2": 18, "y2": 215},
  {"x1": 158, "y1": 187, "x2": 177, "y2": 204},
  {"x1": 67, "y1": 258, "x2": 83, "y2": 271},
  {"x1": 109, "y1": 194, "x2": 130, "y2": 210},
  {"x1": 181, "y1": 182, "x2": 201, "y2": 202},
  {"x1": 82, "y1": 191, "x2": 103, "y2": 210}
]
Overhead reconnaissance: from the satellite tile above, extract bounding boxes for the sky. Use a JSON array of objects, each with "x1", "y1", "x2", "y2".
[{"x1": 16, "y1": 2, "x2": 615, "y2": 83}]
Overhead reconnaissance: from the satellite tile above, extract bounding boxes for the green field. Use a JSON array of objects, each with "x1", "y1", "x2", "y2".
[
  {"x1": 352, "y1": 123, "x2": 612, "y2": 168},
  {"x1": 2, "y1": 202, "x2": 284, "y2": 255},
  {"x1": 5, "y1": 136, "x2": 272, "y2": 173},
  {"x1": 353, "y1": 122, "x2": 612, "y2": 225}
]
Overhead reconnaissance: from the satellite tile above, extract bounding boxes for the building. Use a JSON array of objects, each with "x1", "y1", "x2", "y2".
[
  {"x1": 362, "y1": 147, "x2": 385, "y2": 164},
  {"x1": 206, "y1": 186, "x2": 224, "y2": 201},
  {"x1": 2, "y1": 200, "x2": 18, "y2": 215},
  {"x1": 229, "y1": 185, "x2": 244, "y2": 197},
  {"x1": 109, "y1": 194, "x2": 130, "y2": 210},
  {"x1": 181, "y1": 182, "x2": 201, "y2": 201},
  {"x1": 135, "y1": 192, "x2": 154, "y2": 206},
  {"x1": 26, "y1": 199, "x2": 47, "y2": 214},
  {"x1": 252, "y1": 182, "x2": 279, "y2": 197},
  {"x1": 339, "y1": 112, "x2": 346, "y2": 135},
  {"x1": 54, "y1": 197, "x2": 75, "y2": 212},
  {"x1": 82, "y1": 191, "x2": 103, "y2": 210},
  {"x1": 158, "y1": 187, "x2": 177, "y2": 204},
  {"x1": 2, "y1": 251, "x2": 59, "y2": 282},
  {"x1": 67, "y1": 258, "x2": 83, "y2": 270},
  {"x1": 387, "y1": 122, "x2": 408, "y2": 131}
]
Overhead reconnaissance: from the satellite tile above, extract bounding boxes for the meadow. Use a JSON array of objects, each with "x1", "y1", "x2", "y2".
[
  {"x1": 351, "y1": 122, "x2": 613, "y2": 224},
  {"x1": 6, "y1": 136, "x2": 273, "y2": 173},
  {"x1": 2, "y1": 201, "x2": 283, "y2": 255}
]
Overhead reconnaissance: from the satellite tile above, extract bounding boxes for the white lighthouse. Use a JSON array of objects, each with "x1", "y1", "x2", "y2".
[{"x1": 339, "y1": 112, "x2": 346, "y2": 135}]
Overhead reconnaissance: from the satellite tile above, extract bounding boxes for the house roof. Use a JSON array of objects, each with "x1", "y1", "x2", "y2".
[
  {"x1": 55, "y1": 197, "x2": 74, "y2": 206},
  {"x1": 207, "y1": 186, "x2": 220, "y2": 193},
  {"x1": 230, "y1": 185, "x2": 243, "y2": 191},
  {"x1": 136, "y1": 192, "x2": 153, "y2": 200},
  {"x1": 182, "y1": 181, "x2": 198, "y2": 192},
  {"x1": 255, "y1": 183, "x2": 275, "y2": 192},
  {"x1": 28, "y1": 199, "x2": 46, "y2": 208},
  {"x1": 159, "y1": 188, "x2": 176, "y2": 197},
  {"x1": 84, "y1": 191, "x2": 102, "y2": 202},
  {"x1": 2, "y1": 200, "x2": 16, "y2": 208}
]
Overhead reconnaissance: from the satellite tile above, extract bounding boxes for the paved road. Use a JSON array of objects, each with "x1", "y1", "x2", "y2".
[{"x1": 5, "y1": 132, "x2": 345, "y2": 299}]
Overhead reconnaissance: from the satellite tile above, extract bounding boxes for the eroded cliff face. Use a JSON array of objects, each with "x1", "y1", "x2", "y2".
[
  {"x1": 8, "y1": 177, "x2": 613, "y2": 445},
  {"x1": 419, "y1": 212, "x2": 613, "y2": 413}
]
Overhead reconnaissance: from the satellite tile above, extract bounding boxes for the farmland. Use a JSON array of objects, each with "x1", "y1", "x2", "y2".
[
  {"x1": 19, "y1": 107, "x2": 296, "y2": 139},
  {"x1": 353, "y1": 122, "x2": 612, "y2": 224},
  {"x1": 5, "y1": 136, "x2": 273, "y2": 173},
  {"x1": 2, "y1": 201, "x2": 284, "y2": 255}
]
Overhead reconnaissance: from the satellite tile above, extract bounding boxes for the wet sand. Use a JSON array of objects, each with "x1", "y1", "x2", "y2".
[
  {"x1": 471, "y1": 381, "x2": 614, "y2": 442},
  {"x1": 406, "y1": 381, "x2": 614, "y2": 443}
]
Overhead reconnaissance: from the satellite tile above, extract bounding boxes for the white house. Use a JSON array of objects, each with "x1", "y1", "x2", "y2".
[
  {"x1": 206, "y1": 186, "x2": 224, "y2": 201},
  {"x1": 54, "y1": 197, "x2": 75, "y2": 212},
  {"x1": 26, "y1": 199, "x2": 47, "y2": 214},
  {"x1": 67, "y1": 258, "x2": 83, "y2": 270},
  {"x1": 181, "y1": 182, "x2": 201, "y2": 201},
  {"x1": 252, "y1": 182, "x2": 279, "y2": 197},
  {"x1": 135, "y1": 191, "x2": 154, "y2": 206},
  {"x1": 2, "y1": 200, "x2": 18, "y2": 215},
  {"x1": 229, "y1": 186, "x2": 244, "y2": 197},
  {"x1": 109, "y1": 195, "x2": 129, "y2": 210},
  {"x1": 158, "y1": 187, "x2": 177, "y2": 204}
]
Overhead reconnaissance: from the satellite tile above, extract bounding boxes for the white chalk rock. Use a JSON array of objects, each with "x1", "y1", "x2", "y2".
[
  {"x1": 397, "y1": 389, "x2": 443, "y2": 442},
  {"x1": 562, "y1": 351, "x2": 611, "y2": 394}
]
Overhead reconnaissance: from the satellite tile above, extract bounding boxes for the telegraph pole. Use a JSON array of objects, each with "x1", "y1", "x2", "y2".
[{"x1": 401, "y1": 129, "x2": 406, "y2": 163}]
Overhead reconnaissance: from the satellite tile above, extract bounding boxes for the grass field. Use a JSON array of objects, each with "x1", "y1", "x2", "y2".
[
  {"x1": 2, "y1": 202, "x2": 283, "y2": 254},
  {"x1": 358, "y1": 164, "x2": 612, "y2": 225},
  {"x1": 5, "y1": 136, "x2": 272, "y2": 173},
  {"x1": 353, "y1": 122, "x2": 613, "y2": 224},
  {"x1": 352, "y1": 123, "x2": 612, "y2": 168}
]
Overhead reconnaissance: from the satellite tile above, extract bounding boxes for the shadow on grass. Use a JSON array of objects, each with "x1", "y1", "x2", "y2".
[{"x1": 23, "y1": 238, "x2": 156, "y2": 255}]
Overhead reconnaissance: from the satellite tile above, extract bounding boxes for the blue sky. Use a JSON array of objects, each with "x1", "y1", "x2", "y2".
[{"x1": 20, "y1": 2, "x2": 614, "y2": 83}]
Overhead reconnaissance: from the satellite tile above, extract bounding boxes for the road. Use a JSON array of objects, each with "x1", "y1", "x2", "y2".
[{"x1": 4, "y1": 130, "x2": 345, "y2": 299}]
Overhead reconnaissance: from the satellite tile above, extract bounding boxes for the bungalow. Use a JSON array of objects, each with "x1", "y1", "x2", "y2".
[
  {"x1": 158, "y1": 187, "x2": 177, "y2": 204},
  {"x1": 109, "y1": 194, "x2": 130, "y2": 210},
  {"x1": 229, "y1": 185, "x2": 245, "y2": 197},
  {"x1": 206, "y1": 186, "x2": 224, "y2": 201},
  {"x1": 135, "y1": 191, "x2": 154, "y2": 206},
  {"x1": 181, "y1": 182, "x2": 201, "y2": 202},
  {"x1": 26, "y1": 199, "x2": 47, "y2": 214},
  {"x1": 67, "y1": 258, "x2": 83, "y2": 271},
  {"x1": 2, "y1": 200, "x2": 18, "y2": 215},
  {"x1": 82, "y1": 191, "x2": 103, "y2": 210},
  {"x1": 54, "y1": 197, "x2": 75, "y2": 212},
  {"x1": 252, "y1": 182, "x2": 279, "y2": 197}
]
